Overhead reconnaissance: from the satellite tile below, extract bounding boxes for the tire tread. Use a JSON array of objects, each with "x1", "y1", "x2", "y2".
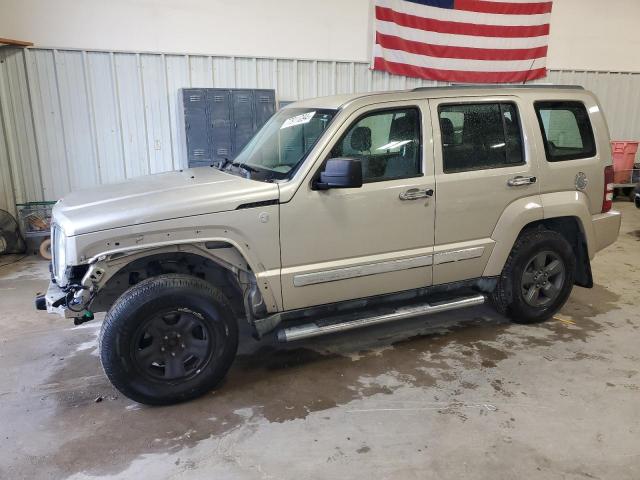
[
  {"x1": 491, "y1": 227, "x2": 575, "y2": 323},
  {"x1": 99, "y1": 274, "x2": 238, "y2": 405}
]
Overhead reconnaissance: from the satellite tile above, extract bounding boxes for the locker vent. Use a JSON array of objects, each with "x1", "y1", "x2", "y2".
[{"x1": 181, "y1": 88, "x2": 276, "y2": 168}]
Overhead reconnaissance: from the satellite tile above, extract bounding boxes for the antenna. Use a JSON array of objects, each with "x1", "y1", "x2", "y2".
[{"x1": 522, "y1": 57, "x2": 538, "y2": 85}]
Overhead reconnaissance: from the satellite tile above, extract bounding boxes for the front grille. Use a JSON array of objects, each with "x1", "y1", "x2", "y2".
[
  {"x1": 50, "y1": 224, "x2": 57, "y2": 279},
  {"x1": 50, "y1": 224, "x2": 61, "y2": 281}
]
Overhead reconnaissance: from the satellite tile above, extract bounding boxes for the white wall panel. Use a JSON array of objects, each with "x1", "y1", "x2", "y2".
[
  {"x1": 213, "y1": 57, "x2": 235, "y2": 88},
  {"x1": 276, "y1": 60, "x2": 297, "y2": 101},
  {"x1": 335, "y1": 63, "x2": 352, "y2": 95},
  {"x1": 165, "y1": 55, "x2": 190, "y2": 171},
  {"x1": 297, "y1": 61, "x2": 317, "y2": 100},
  {"x1": 316, "y1": 61, "x2": 334, "y2": 98},
  {"x1": 140, "y1": 54, "x2": 174, "y2": 173},
  {"x1": 0, "y1": 49, "x2": 43, "y2": 206},
  {"x1": 256, "y1": 59, "x2": 277, "y2": 91},
  {"x1": 353, "y1": 63, "x2": 371, "y2": 93},
  {"x1": 54, "y1": 50, "x2": 99, "y2": 190},
  {"x1": 86, "y1": 51, "x2": 125, "y2": 184},
  {"x1": 0, "y1": 104, "x2": 16, "y2": 215},
  {"x1": 113, "y1": 53, "x2": 149, "y2": 178},
  {"x1": 235, "y1": 58, "x2": 257, "y2": 89},
  {"x1": 189, "y1": 56, "x2": 213, "y2": 88},
  {"x1": 26, "y1": 49, "x2": 70, "y2": 200},
  {"x1": 1, "y1": 46, "x2": 640, "y2": 207}
]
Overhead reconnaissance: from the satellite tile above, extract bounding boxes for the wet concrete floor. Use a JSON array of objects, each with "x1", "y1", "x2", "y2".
[{"x1": 0, "y1": 202, "x2": 639, "y2": 479}]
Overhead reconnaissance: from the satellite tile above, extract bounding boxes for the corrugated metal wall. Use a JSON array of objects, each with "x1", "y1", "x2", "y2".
[{"x1": 2, "y1": 46, "x2": 640, "y2": 214}]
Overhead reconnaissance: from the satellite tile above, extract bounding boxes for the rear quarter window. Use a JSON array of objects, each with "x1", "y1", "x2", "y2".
[{"x1": 535, "y1": 101, "x2": 596, "y2": 162}]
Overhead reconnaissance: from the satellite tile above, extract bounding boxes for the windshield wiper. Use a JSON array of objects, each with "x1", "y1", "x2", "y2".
[
  {"x1": 213, "y1": 157, "x2": 231, "y2": 170},
  {"x1": 230, "y1": 162, "x2": 258, "y2": 173}
]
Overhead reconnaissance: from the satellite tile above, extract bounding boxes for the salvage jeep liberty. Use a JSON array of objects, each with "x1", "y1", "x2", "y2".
[{"x1": 36, "y1": 85, "x2": 621, "y2": 405}]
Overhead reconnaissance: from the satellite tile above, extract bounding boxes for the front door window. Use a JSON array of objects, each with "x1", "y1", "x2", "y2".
[{"x1": 330, "y1": 108, "x2": 422, "y2": 182}]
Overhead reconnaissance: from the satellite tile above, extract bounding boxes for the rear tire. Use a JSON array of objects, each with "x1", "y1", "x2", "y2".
[
  {"x1": 99, "y1": 274, "x2": 238, "y2": 405},
  {"x1": 491, "y1": 229, "x2": 575, "y2": 324}
]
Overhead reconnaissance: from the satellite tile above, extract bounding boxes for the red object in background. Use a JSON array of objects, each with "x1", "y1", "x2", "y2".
[{"x1": 611, "y1": 141, "x2": 639, "y2": 184}]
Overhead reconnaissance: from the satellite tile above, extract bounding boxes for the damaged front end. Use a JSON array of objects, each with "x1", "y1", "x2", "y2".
[
  {"x1": 34, "y1": 222, "x2": 99, "y2": 324},
  {"x1": 35, "y1": 262, "x2": 100, "y2": 325},
  {"x1": 35, "y1": 239, "x2": 279, "y2": 333}
]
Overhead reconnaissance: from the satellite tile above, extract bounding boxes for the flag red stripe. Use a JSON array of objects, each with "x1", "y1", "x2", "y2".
[
  {"x1": 376, "y1": 32, "x2": 548, "y2": 61},
  {"x1": 376, "y1": 6, "x2": 550, "y2": 38},
  {"x1": 372, "y1": 56, "x2": 547, "y2": 83},
  {"x1": 454, "y1": 0, "x2": 553, "y2": 15}
]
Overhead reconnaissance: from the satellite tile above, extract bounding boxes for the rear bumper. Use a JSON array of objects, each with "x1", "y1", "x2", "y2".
[{"x1": 591, "y1": 210, "x2": 622, "y2": 255}]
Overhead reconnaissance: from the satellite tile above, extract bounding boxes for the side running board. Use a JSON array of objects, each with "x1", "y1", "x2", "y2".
[{"x1": 276, "y1": 293, "x2": 485, "y2": 342}]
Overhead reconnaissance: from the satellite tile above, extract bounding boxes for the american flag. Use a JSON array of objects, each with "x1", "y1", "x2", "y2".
[{"x1": 372, "y1": 0, "x2": 553, "y2": 83}]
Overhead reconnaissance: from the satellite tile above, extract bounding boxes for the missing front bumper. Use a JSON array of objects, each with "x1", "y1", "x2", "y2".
[{"x1": 35, "y1": 280, "x2": 91, "y2": 322}]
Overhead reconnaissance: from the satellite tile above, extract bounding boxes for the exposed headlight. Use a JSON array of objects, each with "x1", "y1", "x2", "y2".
[{"x1": 51, "y1": 225, "x2": 67, "y2": 284}]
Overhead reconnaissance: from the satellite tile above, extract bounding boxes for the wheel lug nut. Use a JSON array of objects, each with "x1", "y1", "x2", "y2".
[
  {"x1": 161, "y1": 347, "x2": 165, "y2": 352},
  {"x1": 171, "y1": 352, "x2": 176, "y2": 357},
  {"x1": 164, "y1": 336, "x2": 168, "y2": 340},
  {"x1": 176, "y1": 334, "x2": 181, "y2": 339},
  {"x1": 181, "y1": 343, "x2": 186, "y2": 349}
]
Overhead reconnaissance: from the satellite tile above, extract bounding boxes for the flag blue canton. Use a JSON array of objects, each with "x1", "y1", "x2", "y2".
[{"x1": 405, "y1": 0, "x2": 455, "y2": 9}]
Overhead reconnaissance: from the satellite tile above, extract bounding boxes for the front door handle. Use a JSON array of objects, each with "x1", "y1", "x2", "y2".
[
  {"x1": 399, "y1": 188, "x2": 434, "y2": 200},
  {"x1": 507, "y1": 176, "x2": 537, "y2": 187}
]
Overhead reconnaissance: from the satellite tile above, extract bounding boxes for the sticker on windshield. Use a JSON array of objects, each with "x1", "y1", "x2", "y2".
[{"x1": 281, "y1": 111, "x2": 316, "y2": 129}]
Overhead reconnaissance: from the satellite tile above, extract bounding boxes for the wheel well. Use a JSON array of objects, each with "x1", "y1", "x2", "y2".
[
  {"x1": 521, "y1": 216, "x2": 593, "y2": 288},
  {"x1": 90, "y1": 252, "x2": 245, "y2": 315}
]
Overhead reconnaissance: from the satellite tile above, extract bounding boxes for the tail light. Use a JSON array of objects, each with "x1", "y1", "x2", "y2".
[{"x1": 602, "y1": 165, "x2": 614, "y2": 213}]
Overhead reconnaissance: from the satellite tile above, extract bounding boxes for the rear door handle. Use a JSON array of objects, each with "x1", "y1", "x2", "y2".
[
  {"x1": 507, "y1": 176, "x2": 536, "y2": 187},
  {"x1": 399, "y1": 188, "x2": 434, "y2": 200}
]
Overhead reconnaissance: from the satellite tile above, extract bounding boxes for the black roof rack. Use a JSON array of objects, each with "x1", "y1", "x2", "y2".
[{"x1": 411, "y1": 84, "x2": 584, "y2": 92}]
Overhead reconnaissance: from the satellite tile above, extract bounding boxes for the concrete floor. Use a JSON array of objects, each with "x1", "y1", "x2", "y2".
[{"x1": 1, "y1": 202, "x2": 638, "y2": 480}]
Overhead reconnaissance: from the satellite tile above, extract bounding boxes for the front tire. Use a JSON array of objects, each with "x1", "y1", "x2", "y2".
[
  {"x1": 99, "y1": 274, "x2": 238, "y2": 405},
  {"x1": 491, "y1": 229, "x2": 575, "y2": 324}
]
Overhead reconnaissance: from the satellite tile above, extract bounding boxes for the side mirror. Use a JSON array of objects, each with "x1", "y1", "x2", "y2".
[{"x1": 313, "y1": 158, "x2": 363, "y2": 190}]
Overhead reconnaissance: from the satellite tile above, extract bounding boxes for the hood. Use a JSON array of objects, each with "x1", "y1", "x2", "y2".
[{"x1": 54, "y1": 167, "x2": 280, "y2": 236}]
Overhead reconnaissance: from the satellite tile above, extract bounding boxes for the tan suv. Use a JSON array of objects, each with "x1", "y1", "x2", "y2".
[{"x1": 36, "y1": 85, "x2": 621, "y2": 405}]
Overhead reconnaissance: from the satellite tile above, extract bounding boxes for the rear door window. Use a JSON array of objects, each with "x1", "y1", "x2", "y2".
[
  {"x1": 438, "y1": 103, "x2": 524, "y2": 173},
  {"x1": 534, "y1": 101, "x2": 596, "y2": 161}
]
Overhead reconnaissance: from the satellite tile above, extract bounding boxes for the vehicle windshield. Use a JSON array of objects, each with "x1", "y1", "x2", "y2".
[{"x1": 225, "y1": 108, "x2": 337, "y2": 181}]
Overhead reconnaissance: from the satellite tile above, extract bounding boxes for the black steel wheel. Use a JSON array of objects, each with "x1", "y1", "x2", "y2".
[
  {"x1": 99, "y1": 274, "x2": 238, "y2": 405},
  {"x1": 131, "y1": 308, "x2": 215, "y2": 382},
  {"x1": 492, "y1": 228, "x2": 575, "y2": 324}
]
